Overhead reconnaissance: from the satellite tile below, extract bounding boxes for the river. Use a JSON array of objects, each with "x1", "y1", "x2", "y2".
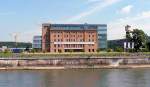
[{"x1": 0, "y1": 69, "x2": 150, "y2": 87}]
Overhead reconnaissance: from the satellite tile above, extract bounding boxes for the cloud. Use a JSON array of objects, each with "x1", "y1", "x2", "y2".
[
  {"x1": 66, "y1": 0, "x2": 121, "y2": 23},
  {"x1": 119, "y1": 5, "x2": 133, "y2": 14},
  {"x1": 108, "y1": 10, "x2": 150, "y2": 40}
]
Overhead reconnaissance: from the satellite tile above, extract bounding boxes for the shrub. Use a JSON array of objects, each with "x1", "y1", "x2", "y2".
[
  {"x1": 107, "y1": 48, "x2": 113, "y2": 52},
  {"x1": 115, "y1": 47, "x2": 124, "y2": 52},
  {"x1": 96, "y1": 49, "x2": 101, "y2": 52}
]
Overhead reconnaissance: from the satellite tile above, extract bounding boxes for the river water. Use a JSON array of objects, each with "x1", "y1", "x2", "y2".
[{"x1": 0, "y1": 69, "x2": 150, "y2": 87}]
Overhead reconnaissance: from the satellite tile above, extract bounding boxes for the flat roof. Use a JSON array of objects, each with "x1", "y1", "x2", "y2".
[{"x1": 42, "y1": 23, "x2": 107, "y2": 27}]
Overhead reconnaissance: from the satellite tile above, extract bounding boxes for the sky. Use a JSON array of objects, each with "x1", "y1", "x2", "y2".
[{"x1": 0, "y1": 0, "x2": 150, "y2": 42}]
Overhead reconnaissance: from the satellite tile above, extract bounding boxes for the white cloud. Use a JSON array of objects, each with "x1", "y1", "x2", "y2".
[
  {"x1": 66, "y1": 0, "x2": 121, "y2": 23},
  {"x1": 119, "y1": 5, "x2": 133, "y2": 14},
  {"x1": 108, "y1": 10, "x2": 150, "y2": 40}
]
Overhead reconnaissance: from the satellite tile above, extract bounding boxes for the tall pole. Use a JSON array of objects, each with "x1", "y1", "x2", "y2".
[
  {"x1": 14, "y1": 34, "x2": 18, "y2": 48},
  {"x1": 11, "y1": 33, "x2": 19, "y2": 48},
  {"x1": 125, "y1": 25, "x2": 131, "y2": 52}
]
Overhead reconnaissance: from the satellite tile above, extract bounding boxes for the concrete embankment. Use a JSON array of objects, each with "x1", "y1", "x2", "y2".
[{"x1": 0, "y1": 56, "x2": 150, "y2": 70}]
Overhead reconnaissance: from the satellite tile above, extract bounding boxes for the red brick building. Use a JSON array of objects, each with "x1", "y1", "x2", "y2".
[{"x1": 42, "y1": 23, "x2": 107, "y2": 53}]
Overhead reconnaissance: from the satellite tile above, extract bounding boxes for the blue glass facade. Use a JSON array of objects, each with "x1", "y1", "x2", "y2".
[
  {"x1": 33, "y1": 36, "x2": 42, "y2": 49},
  {"x1": 97, "y1": 25, "x2": 107, "y2": 49}
]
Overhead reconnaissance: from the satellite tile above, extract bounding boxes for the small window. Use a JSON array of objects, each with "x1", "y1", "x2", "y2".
[
  {"x1": 89, "y1": 49, "x2": 91, "y2": 52},
  {"x1": 92, "y1": 49, "x2": 94, "y2": 52}
]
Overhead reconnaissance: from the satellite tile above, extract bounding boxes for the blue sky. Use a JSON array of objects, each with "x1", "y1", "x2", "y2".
[{"x1": 0, "y1": 0, "x2": 150, "y2": 42}]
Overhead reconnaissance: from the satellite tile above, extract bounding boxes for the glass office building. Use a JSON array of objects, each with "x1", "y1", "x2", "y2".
[
  {"x1": 97, "y1": 25, "x2": 107, "y2": 49},
  {"x1": 33, "y1": 36, "x2": 42, "y2": 49}
]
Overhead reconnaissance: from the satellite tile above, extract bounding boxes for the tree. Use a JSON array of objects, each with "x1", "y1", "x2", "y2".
[
  {"x1": 127, "y1": 29, "x2": 148, "y2": 52},
  {"x1": 146, "y1": 42, "x2": 150, "y2": 51}
]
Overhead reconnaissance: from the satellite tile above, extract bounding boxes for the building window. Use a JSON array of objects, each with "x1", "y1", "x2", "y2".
[
  {"x1": 80, "y1": 44, "x2": 82, "y2": 47},
  {"x1": 80, "y1": 39, "x2": 82, "y2": 42},
  {"x1": 92, "y1": 49, "x2": 94, "y2": 52},
  {"x1": 54, "y1": 44, "x2": 56, "y2": 47},
  {"x1": 58, "y1": 49, "x2": 61, "y2": 53},
  {"x1": 54, "y1": 49, "x2": 56, "y2": 52},
  {"x1": 89, "y1": 49, "x2": 91, "y2": 52}
]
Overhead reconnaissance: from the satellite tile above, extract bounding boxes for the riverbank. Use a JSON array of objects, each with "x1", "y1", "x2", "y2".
[
  {"x1": 1, "y1": 65, "x2": 150, "y2": 70},
  {"x1": 0, "y1": 55, "x2": 150, "y2": 70}
]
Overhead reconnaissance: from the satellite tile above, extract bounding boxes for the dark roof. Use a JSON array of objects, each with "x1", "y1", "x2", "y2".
[{"x1": 42, "y1": 23, "x2": 107, "y2": 27}]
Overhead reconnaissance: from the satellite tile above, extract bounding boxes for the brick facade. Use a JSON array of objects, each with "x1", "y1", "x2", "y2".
[{"x1": 42, "y1": 23, "x2": 106, "y2": 53}]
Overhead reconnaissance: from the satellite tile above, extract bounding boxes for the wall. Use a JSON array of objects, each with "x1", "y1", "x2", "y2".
[{"x1": 0, "y1": 58, "x2": 150, "y2": 67}]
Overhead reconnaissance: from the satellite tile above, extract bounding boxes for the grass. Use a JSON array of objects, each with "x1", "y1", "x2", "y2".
[
  {"x1": 0, "y1": 52, "x2": 13, "y2": 57},
  {"x1": 0, "y1": 52, "x2": 150, "y2": 58}
]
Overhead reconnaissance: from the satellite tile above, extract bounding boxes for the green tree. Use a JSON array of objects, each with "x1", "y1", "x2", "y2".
[
  {"x1": 127, "y1": 29, "x2": 148, "y2": 52},
  {"x1": 132, "y1": 29, "x2": 148, "y2": 52}
]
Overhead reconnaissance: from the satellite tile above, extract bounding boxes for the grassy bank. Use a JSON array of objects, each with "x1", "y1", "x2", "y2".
[{"x1": 0, "y1": 52, "x2": 150, "y2": 58}]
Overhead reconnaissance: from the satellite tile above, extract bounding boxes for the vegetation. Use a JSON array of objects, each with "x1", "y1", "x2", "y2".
[
  {"x1": 0, "y1": 42, "x2": 32, "y2": 48},
  {"x1": 126, "y1": 29, "x2": 149, "y2": 52},
  {"x1": 115, "y1": 47, "x2": 124, "y2": 52},
  {"x1": 0, "y1": 52, "x2": 149, "y2": 58}
]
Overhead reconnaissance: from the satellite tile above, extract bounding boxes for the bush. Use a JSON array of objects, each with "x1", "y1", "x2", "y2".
[
  {"x1": 4, "y1": 49, "x2": 11, "y2": 54},
  {"x1": 115, "y1": 47, "x2": 124, "y2": 52},
  {"x1": 107, "y1": 48, "x2": 113, "y2": 52},
  {"x1": 31, "y1": 49, "x2": 36, "y2": 53},
  {"x1": 141, "y1": 48, "x2": 149, "y2": 52},
  {"x1": 96, "y1": 49, "x2": 101, "y2": 52}
]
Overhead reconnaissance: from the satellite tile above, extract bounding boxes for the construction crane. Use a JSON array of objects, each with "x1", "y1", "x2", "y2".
[{"x1": 10, "y1": 33, "x2": 20, "y2": 48}]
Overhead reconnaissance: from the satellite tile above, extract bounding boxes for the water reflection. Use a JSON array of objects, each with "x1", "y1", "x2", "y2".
[{"x1": 0, "y1": 69, "x2": 150, "y2": 87}]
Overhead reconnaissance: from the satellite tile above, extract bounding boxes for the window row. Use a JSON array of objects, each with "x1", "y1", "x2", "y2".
[{"x1": 53, "y1": 44, "x2": 84, "y2": 48}]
